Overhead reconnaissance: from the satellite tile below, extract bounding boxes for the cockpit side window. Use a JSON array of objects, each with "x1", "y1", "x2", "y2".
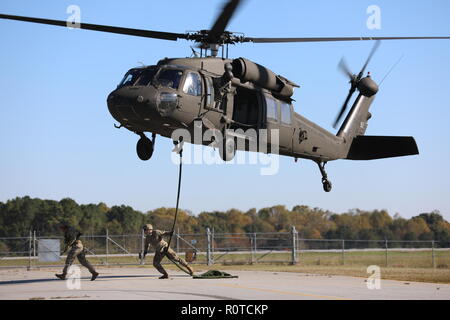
[
  {"x1": 182, "y1": 72, "x2": 202, "y2": 96},
  {"x1": 135, "y1": 67, "x2": 157, "y2": 86},
  {"x1": 156, "y1": 69, "x2": 183, "y2": 90},
  {"x1": 118, "y1": 69, "x2": 143, "y2": 87}
]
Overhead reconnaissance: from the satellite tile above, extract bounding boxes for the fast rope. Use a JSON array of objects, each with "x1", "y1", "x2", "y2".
[
  {"x1": 137, "y1": 144, "x2": 189, "y2": 275},
  {"x1": 161, "y1": 141, "x2": 237, "y2": 279},
  {"x1": 166, "y1": 144, "x2": 183, "y2": 252},
  {"x1": 164, "y1": 142, "x2": 191, "y2": 275}
]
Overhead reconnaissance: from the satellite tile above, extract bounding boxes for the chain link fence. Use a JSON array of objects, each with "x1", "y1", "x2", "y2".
[{"x1": 0, "y1": 227, "x2": 449, "y2": 269}]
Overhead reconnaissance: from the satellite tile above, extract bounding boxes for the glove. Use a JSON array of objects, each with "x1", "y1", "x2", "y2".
[{"x1": 139, "y1": 251, "x2": 147, "y2": 259}]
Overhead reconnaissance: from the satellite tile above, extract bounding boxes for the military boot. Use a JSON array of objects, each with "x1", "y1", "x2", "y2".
[
  {"x1": 55, "y1": 273, "x2": 66, "y2": 280},
  {"x1": 187, "y1": 265, "x2": 194, "y2": 276},
  {"x1": 91, "y1": 271, "x2": 99, "y2": 281}
]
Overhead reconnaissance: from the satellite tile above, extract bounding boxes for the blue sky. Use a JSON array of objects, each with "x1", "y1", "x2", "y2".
[{"x1": 0, "y1": 0, "x2": 449, "y2": 219}]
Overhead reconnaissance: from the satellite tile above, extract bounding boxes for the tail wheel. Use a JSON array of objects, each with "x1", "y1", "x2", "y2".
[
  {"x1": 322, "y1": 178, "x2": 332, "y2": 193},
  {"x1": 136, "y1": 137, "x2": 154, "y2": 161}
]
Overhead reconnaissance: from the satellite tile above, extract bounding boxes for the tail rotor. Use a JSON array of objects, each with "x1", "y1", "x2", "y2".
[{"x1": 333, "y1": 40, "x2": 381, "y2": 129}]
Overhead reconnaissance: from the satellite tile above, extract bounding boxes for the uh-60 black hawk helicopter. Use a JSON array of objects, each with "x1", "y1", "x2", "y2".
[{"x1": 2, "y1": 0, "x2": 450, "y2": 192}]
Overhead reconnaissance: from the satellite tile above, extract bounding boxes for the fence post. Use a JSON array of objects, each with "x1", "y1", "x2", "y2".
[
  {"x1": 33, "y1": 230, "x2": 36, "y2": 257},
  {"x1": 291, "y1": 226, "x2": 297, "y2": 265},
  {"x1": 106, "y1": 229, "x2": 109, "y2": 266},
  {"x1": 176, "y1": 227, "x2": 180, "y2": 253},
  {"x1": 211, "y1": 228, "x2": 215, "y2": 257},
  {"x1": 432, "y1": 240, "x2": 435, "y2": 268},
  {"x1": 341, "y1": 239, "x2": 345, "y2": 265},
  {"x1": 385, "y1": 239, "x2": 388, "y2": 267},
  {"x1": 206, "y1": 228, "x2": 212, "y2": 266},
  {"x1": 28, "y1": 230, "x2": 32, "y2": 271},
  {"x1": 140, "y1": 228, "x2": 145, "y2": 265},
  {"x1": 251, "y1": 233, "x2": 257, "y2": 264}
]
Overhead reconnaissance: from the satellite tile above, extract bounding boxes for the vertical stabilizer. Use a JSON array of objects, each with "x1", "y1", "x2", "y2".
[{"x1": 337, "y1": 93, "x2": 376, "y2": 141}]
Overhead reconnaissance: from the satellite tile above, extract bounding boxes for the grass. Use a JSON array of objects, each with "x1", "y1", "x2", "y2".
[
  {"x1": 2, "y1": 250, "x2": 449, "y2": 284},
  {"x1": 203, "y1": 265, "x2": 450, "y2": 284}
]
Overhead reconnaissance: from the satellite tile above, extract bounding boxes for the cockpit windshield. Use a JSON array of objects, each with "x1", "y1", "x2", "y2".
[
  {"x1": 155, "y1": 69, "x2": 183, "y2": 90},
  {"x1": 118, "y1": 69, "x2": 143, "y2": 87},
  {"x1": 118, "y1": 67, "x2": 183, "y2": 89},
  {"x1": 135, "y1": 67, "x2": 158, "y2": 86}
]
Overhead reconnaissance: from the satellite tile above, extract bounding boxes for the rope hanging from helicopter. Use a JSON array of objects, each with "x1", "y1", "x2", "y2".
[
  {"x1": 164, "y1": 92, "x2": 253, "y2": 274},
  {"x1": 163, "y1": 140, "x2": 193, "y2": 275}
]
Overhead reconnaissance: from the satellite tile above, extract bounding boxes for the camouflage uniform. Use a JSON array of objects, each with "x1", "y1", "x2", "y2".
[
  {"x1": 143, "y1": 225, "x2": 193, "y2": 278},
  {"x1": 56, "y1": 226, "x2": 98, "y2": 280}
]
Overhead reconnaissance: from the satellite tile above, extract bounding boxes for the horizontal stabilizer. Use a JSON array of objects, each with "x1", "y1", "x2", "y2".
[{"x1": 346, "y1": 136, "x2": 419, "y2": 160}]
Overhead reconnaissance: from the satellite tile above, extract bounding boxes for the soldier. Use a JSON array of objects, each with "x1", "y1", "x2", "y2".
[
  {"x1": 140, "y1": 224, "x2": 194, "y2": 279},
  {"x1": 55, "y1": 224, "x2": 99, "y2": 281}
]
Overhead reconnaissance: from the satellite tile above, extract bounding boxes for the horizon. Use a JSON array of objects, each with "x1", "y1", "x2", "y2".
[{"x1": 1, "y1": 195, "x2": 444, "y2": 220}]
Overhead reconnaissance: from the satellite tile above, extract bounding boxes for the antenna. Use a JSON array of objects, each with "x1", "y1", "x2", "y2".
[
  {"x1": 380, "y1": 54, "x2": 404, "y2": 86},
  {"x1": 190, "y1": 46, "x2": 200, "y2": 58}
]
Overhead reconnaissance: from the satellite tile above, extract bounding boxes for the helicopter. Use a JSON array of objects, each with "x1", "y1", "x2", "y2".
[{"x1": 1, "y1": 0, "x2": 449, "y2": 193}]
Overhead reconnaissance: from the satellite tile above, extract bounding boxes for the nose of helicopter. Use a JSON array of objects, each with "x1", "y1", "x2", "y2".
[{"x1": 107, "y1": 86, "x2": 159, "y2": 129}]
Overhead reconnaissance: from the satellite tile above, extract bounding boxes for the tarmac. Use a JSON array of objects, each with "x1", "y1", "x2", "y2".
[{"x1": 0, "y1": 266, "x2": 449, "y2": 300}]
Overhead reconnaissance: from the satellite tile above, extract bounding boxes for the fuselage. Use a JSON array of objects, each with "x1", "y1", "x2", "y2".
[{"x1": 107, "y1": 57, "x2": 353, "y2": 162}]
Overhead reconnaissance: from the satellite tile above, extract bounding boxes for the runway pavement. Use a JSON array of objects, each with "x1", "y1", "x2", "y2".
[{"x1": 0, "y1": 267, "x2": 449, "y2": 300}]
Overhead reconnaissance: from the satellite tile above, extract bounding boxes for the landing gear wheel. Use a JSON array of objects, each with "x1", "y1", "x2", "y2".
[
  {"x1": 316, "y1": 161, "x2": 333, "y2": 193},
  {"x1": 322, "y1": 178, "x2": 332, "y2": 193},
  {"x1": 219, "y1": 135, "x2": 236, "y2": 162},
  {"x1": 136, "y1": 137, "x2": 154, "y2": 161}
]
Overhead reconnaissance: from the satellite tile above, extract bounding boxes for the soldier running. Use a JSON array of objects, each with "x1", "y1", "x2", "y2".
[
  {"x1": 55, "y1": 224, "x2": 99, "y2": 281},
  {"x1": 140, "y1": 224, "x2": 194, "y2": 279}
]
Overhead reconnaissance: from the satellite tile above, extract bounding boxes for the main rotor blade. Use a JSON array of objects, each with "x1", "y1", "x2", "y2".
[
  {"x1": 244, "y1": 36, "x2": 450, "y2": 43},
  {"x1": 0, "y1": 13, "x2": 188, "y2": 41},
  {"x1": 209, "y1": 0, "x2": 243, "y2": 42}
]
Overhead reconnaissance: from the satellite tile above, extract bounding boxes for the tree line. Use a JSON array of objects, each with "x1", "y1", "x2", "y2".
[{"x1": 0, "y1": 196, "x2": 449, "y2": 246}]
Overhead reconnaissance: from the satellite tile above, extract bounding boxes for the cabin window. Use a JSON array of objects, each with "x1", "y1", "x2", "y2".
[
  {"x1": 156, "y1": 69, "x2": 183, "y2": 89},
  {"x1": 280, "y1": 102, "x2": 292, "y2": 125},
  {"x1": 266, "y1": 97, "x2": 278, "y2": 122},
  {"x1": 134, "y1": 67, "x2": 157, "y2": 86},
  {"x1": 118, "y1": 69, "x2": 143, "y2": 87},
  {"x1": 183, "y1": 72, "x2": 202, "y2": 96}
]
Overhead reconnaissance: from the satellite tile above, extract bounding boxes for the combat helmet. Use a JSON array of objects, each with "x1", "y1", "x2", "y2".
[{"x1": 143, "y1": 224, "x2": 153, "y2": 231}]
